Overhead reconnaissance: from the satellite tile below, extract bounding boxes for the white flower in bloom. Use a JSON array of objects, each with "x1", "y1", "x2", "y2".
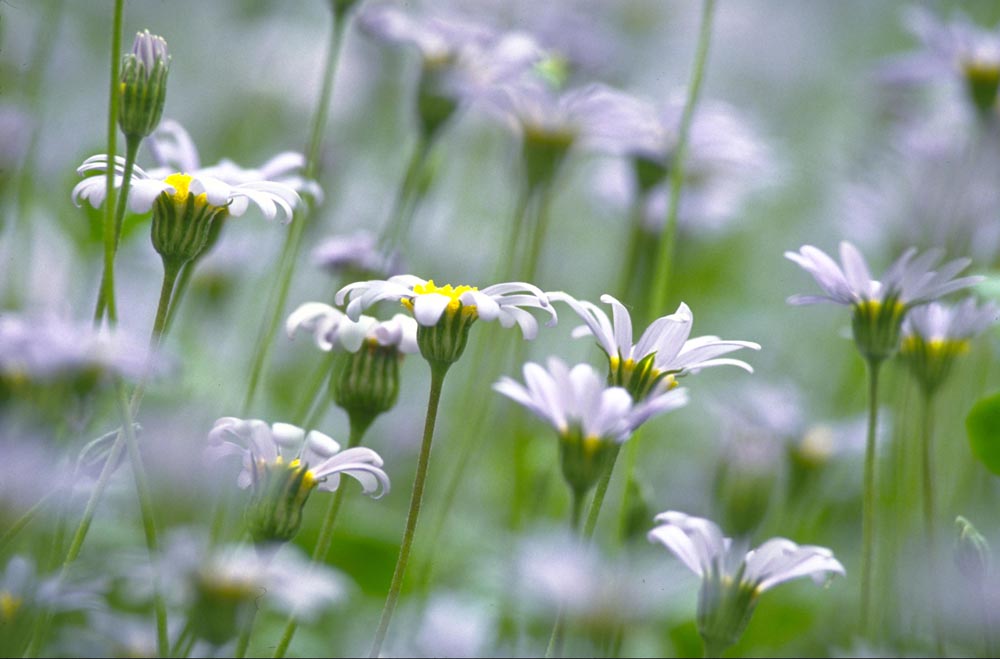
[
  {"x1": 358, "y1": 3, "x2": 496, "y2": 64},
  {"x1": 903, "y1": 298, "x2": 998, "y2": 344},
  {"x1": 550, "y1": 293, "x2": 759, "y2": 399},
  {"x1": 648, "y1": 511, "x2": 845, "y2": 593},
  {"x1": 648, "y1": 511, "x2": 844, "y2": 652},
  {"x1": 335, "y1": 275, "x2": 556, "y2": 339},
  {"x1": 785, "y1": 241, "x2": 981, "y2": 310},
  {"x1": 206, "y1": 417, "x2": 389, "y2": 497},
  {"x1": 286, "y1": 303, "x2": 418, "y2": 354},
  {"x1": 494, "y1": 357, "x2": 688, "y2": 443}
]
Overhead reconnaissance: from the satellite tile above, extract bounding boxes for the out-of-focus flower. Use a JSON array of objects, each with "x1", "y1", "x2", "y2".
[
  {"x1": 785, "y1": 241, "x2": 982, "y2": 362},
  {"x1": 901, "y1": 298, "x2": 997, "y2": 395},
  {"x1": 287, "y1": 303, "x2": 418, "y2": 355},
  {"x1": 878, "y1": 7, "x2": 1000, "y2": 115},
  {"x1": 648, "y1": 511, "x2": 845, "y2": 655},
  {"x1": 118, "y1": 30, "x2": 170, "y2": 139},
  {"x1": 414, "y1": 593, "x2": 494, "y2": 658},
  {"x1": 337, "y1": 275, "x2": 556, "y2": 365},
  {"x1": 311, "y1": 230, "x2": 399, "y2": 278},
  {"x1": 0, "y1": 313, "x2": 157, "y2": 392},
  {"x1": 206, "y1": 417, "x2": 389, "y2": 543},
  {"x1": 150, "y1": 531, "x2": 349, "y2": 644},
  {"x1": 0, "y1": 106, "x2": 31, "y2": 190},
  {"x1": 494, "y1": 358, "x2": 687, "y2": 496},
  {"x1": 550, "y1": 293, "x2": 759, "y2": 401}
]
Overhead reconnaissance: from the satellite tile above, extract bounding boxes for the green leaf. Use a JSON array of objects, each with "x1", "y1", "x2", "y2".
[{"x1": 966, "y1": 391, "x2": 1000, "y2": 475}]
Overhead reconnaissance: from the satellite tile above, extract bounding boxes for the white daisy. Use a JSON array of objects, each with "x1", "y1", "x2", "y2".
[
  {"x1": 335, "y1": 275, "x2": 556, "y2": 340},
  {"x1": 648, "y1": 511, "x2": 844, "y2": 653},
  {"x1": 901, "y1": 298, "x2": 997, "y2": 393},
  {"x1": 549, "y1": 292, "x2": 759, "y2": 399},
  {"x1": 286, "y1": 303, "x2": 418, "y2": 354},
  {"x1": 206, "y1": 417, "x2": 389, "y2": 498}
]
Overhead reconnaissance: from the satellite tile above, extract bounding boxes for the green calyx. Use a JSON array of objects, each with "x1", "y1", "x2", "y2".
[
  {"x1": 118, "y1": 50, "x2": 169, "y2": 139},
  {"x1": 416, "y1": 306, "x2": 476, "y2": 367},
  {"x1": 697, "y1": 563, "x2": 758, "y2": 656},
  {"x1": 333, "y1": 342, "x2": 403, "y2": 430},
  {"x1": 150, "y1": 184, "x2": 227, "y2": 268},
  {"x1": 851, "y1": 297, "x2": 905, "y2": 364},
  {"x1": 900, "y1": 335, "x2": 969, "y2": 397},
  {"x1": 558, "y1": 427, "x2": 619, "y2": 500},
  {"x1": 245, "y1": 458, "x2": 316, "y2": 545}
]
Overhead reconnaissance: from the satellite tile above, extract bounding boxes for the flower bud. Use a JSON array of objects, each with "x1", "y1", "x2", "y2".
[
  {"x1": 189, "y1": 568, "x2": 258, "y2": 645},
  {"x1": 954, "y1": 515, "x2": 991, "y2": 584},
  {"x1": 119, "y1": 30, "x2": 170, "y2": 139},
  {"x1": 150, "y1": 174, "x2": 227, "y2": 268},
  {"x1": 244, "y1": 457, "x2": 316, "y2": 544},
  {"x1": 333, "y1": 341, "x2": 403, "y2": 435},
  {"x1": 558, "y1": 429, "x2": 618, "y2": 499},
  {"x1": 521, "y1": 126, "x2": 575, "y2": 192},
  {"x1": 851, "y1": 298, "x2": 905, "y2": 364}
]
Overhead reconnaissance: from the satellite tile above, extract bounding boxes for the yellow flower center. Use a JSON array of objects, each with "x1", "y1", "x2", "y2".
[
  {"x1": 855, "y1": 298, "x2": 904, "y2": 318},
  {"x1": 402, "y1": 280, "x2": 479, "y2": 317},
  {"x1": 901, "y1": 335, "x2": 971, "y2": 357},
  {"x1": 164, "y1": 172, "x2": 211, "y2": 208},
  {"x1": 0, "y1": 592, "x2": 21, "y2": 621}
]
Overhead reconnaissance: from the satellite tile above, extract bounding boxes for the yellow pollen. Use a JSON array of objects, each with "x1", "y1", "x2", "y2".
[
  {"x1": 163, "y1": 172, "x2": 210, "y2": 207},
  {"x1": 402, "y1": 280, "x2": 479, "y2": 315},
  {"x1": 0, "y1": 592, "x2": 21, "y2": 621}
]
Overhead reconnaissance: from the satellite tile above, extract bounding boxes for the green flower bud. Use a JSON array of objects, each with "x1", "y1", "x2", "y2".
[
  {"x1": 955, "y1": 515, "x2": 991, "y2": 584},
  {"x1": 333, "y1": 340, "x2": 403, "y2": 434},
  {"x1": 521, "y1": 126, "x2": 575, "y2": 192},
  {"x1": 558, "y1": 428, "x2": 619, "y2": 499},
  {"x1": 150, "y1": 174, "x2": 227, "y2": 268},
  {"x1": 244, "y1": 456, "x2": 316, "y2": 545},
  {"x1": 851, "y1": 297, "x2": 905, "y2": 364},
  {"x1": 119, "y1": 30, "x2": 169, "y2": 139},
  {"x1": 416, "y1": 62, "x2": 459, "y2": 144},
  {"x1": 963, "y1": 59, "x2": 1000, "y2": 117},
  {"x1": 189, "y1": 568, "x2": 258, "y2": 645}
]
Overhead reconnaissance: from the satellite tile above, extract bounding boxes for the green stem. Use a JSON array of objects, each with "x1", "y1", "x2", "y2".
[
  {"x1": 703, "y1": 636, "x2": 730, "y2": 658},
  {"x1": 273, "y1": 421, "x2": 368, "y2": 658},
  {"x1": 919, "y1": 391, "x2": 944, "y2": 654},
  {"x1": 646, "y1": 0, "x2": 716, "y2": 316},
  {"x1": 378, "y1": 136, "x2": 429, "y2": 254},
  {"x1": 241, "y1": 7, "x2": 346, "y2": 415},
  {"x1": 112, "y1": 137, "x2": 141, "y2": 248},
  {"x1": 152, "y1": 260, "x2": 182, "y2": 348},
  {"x1": 544, "y1": 489, "x2": 586, "y2": 658},
  {"x1": 170, "y1": 619, "x2": 194, "y2": 659},
  {"x1": 116, "y1": 383, "x2": 169, "y2": 657},
  {"x1": 161, "y1": 259, "x2": 194, "y2": 337},
  {"x1": 583, "y1": 444, "x2": 622, "y2": 541},
  {"x1": 293, "y1": 352, "x2": 339, "y2": 425},
  {"x1": 860, "y1": 358, "x2": 881, "y2": 639},
  {"x1": 234, "y1": 607, "x2": 258, "y2": 659},
  {"x1": 94, "y1": 0, "x2": 125, "y2": 326},
  {"x1": 0, "y1": 489, "x2": 57, "y2": 554},
  {"x1": 617, "y1": 197, "x2": 647, "y2": 302},
  {"x1": 500, "y1": 182, "x2": 535, "y2": 282},
  {"x1": 617, "y1": 428, "x2": 642, "y2": 542},
  {"x1": 369, "y1": 362, "x2": 450, "y2": 658}
]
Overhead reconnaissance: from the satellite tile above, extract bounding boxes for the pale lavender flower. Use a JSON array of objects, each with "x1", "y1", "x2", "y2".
[
  {"x1": 310, "y1": 230, "x2": 399, "y2": 277},
  {"x1": 901, "y1": 298, "x2": 998, "y2": 393}
]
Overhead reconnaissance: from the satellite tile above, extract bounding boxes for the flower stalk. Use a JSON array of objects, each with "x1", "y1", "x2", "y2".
[{"x1": 860, "y1": 357, "x2": 880, "y2": 639}]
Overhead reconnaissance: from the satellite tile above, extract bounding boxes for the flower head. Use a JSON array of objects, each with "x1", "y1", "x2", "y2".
[
  {"x1": 785, "y1": 241, "x2": 982, "y2": 362},
  {"x1": 206, "y1": 417, "x2": 389, "y2": 543},
  {"x1": 550, "y1": 293, "x2": 759, "y2": 401},
  {"x1": 119, "y1": 30, "x2": 169, "y2": 138},
  {"x1": 648, "y1": 511, "x2": 844, "y2": 653},
  {"x1": 287, "y1": 304, "x2": 417, "y2": 428},
  {"x1": 336, "y1": 275, "x2": 556, "y2": 366},
  {"x1": 494, "y1": 358, "x2": 687, "y2": 495},
  {"x1": 901, "y1": 298, "x2": 997, "y2": 394},
  {"x1": 311, "y1": 230, "x2": 399, "y2": 278}
]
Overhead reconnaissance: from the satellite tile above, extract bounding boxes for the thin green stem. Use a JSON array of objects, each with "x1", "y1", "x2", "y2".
[
  {"x1": 273, "y1": 421, "x2": 368, "y2": 658},
  {"x1": 617, "y1": 197, "x2": 647, "y2": 302},
  {"x1": 116, "y1": 383, "x2": 169, "y2": 657},
  {"x1": 112, "y1": 137, "x2": 141, "y2": 248},
  {"x1": 545, "y1": 489, "x2": 586, "y2": 658},
  {"x1": 378, "y1": 136, "x2": 429, "y2": 253},
  {"x1": 234, "y1": 608, "x2": 258, "y2": 659},
  {"x1": 241, "y1": 8, "x2": 346, "y2": 415},
  {"x1": 170, "y1": 619, "x2": 194, "y2": 659},
  {"x1": 95, "y1": 0, "x2": 125, "y2": 326},
  {"x1": 0, "y1": 489, "x2": 56, "y2": 554},
  {"x1": 860, "y1": 358, "x2": 881, "y2": 639},
  {"x1": 647, "y1": 0, "x2": 716, "y2": 316},
  {"x1": 152, "y1": 261, "x2": 182, "y2": 348},
  {"x1": 582, "y1": 444, "x2": 622, "y2": 541},
  {"x1": 616, "y1": 428, "x2": 642, "y2": 542},
  {"x1": 919, "y1": 391, "x2": 944, "y2": 654},
  {"x1": 161, "y1": 260, "x2": 194, "y2": 337},
  {"x1": 369, "y1": 362, "x2": 450, "y2": 658},
  {"x1": 520, "y1": 182, "x2": 555, "y2": 284},
  {"x1": 500, "y1": 183, "x2": 535, "y2": 282},
  {"x1": 292, "y1": 352, "x2": 339, "y2": 425}
]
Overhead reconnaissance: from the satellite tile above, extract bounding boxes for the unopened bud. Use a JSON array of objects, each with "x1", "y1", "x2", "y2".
[{"x1": 119, "y1": 30, "x2": 170, "y2": 139}]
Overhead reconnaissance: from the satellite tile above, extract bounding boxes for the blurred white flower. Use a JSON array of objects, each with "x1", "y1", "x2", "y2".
[
  {"x1": 336, "y1": 275, "x2": 556, "y2": 339},
  {"x1": 414, "y1": 593, "x2": 493, "y2": 658},
  {"x1": 287, "y1": 303, "x2": 418, "y2": 354},
  {"x1": 311, "y1": 230, "x2": 399, "y2": 278}
]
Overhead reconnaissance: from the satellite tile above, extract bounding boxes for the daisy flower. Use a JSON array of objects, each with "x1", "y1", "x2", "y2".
[
  {"x1": 785, "y1": 241, "x2": 982, "y2": 362},
  {"x1": 206, "y1": 417, "x2": 389, "y2": 543},
  {"x1": 494, "y1": 357, "x2": 688, "y2": 497},
  {"x1": 901, "y1": 298, "x2": 997, "y2": 395},
  {"x1": 286, "y1": 303, "x2": 418, "y2": 355},
  {"x1": 648, "y1": 511, "x2": 844, "y2": 655},
  {"x1": 336, "y1": 275, "x2": 556, "y2": 366},
  {"x1": 311, "y1": 230, "x2": 399, "y2": 278},
  {"x1": 549, "y1": 292, "x2": 760, "y2": 400}
]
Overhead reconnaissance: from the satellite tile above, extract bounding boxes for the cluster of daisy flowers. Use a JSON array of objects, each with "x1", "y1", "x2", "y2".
[{"x1": 9, "y1": 3, "x2": 1000, "y2": 659}]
